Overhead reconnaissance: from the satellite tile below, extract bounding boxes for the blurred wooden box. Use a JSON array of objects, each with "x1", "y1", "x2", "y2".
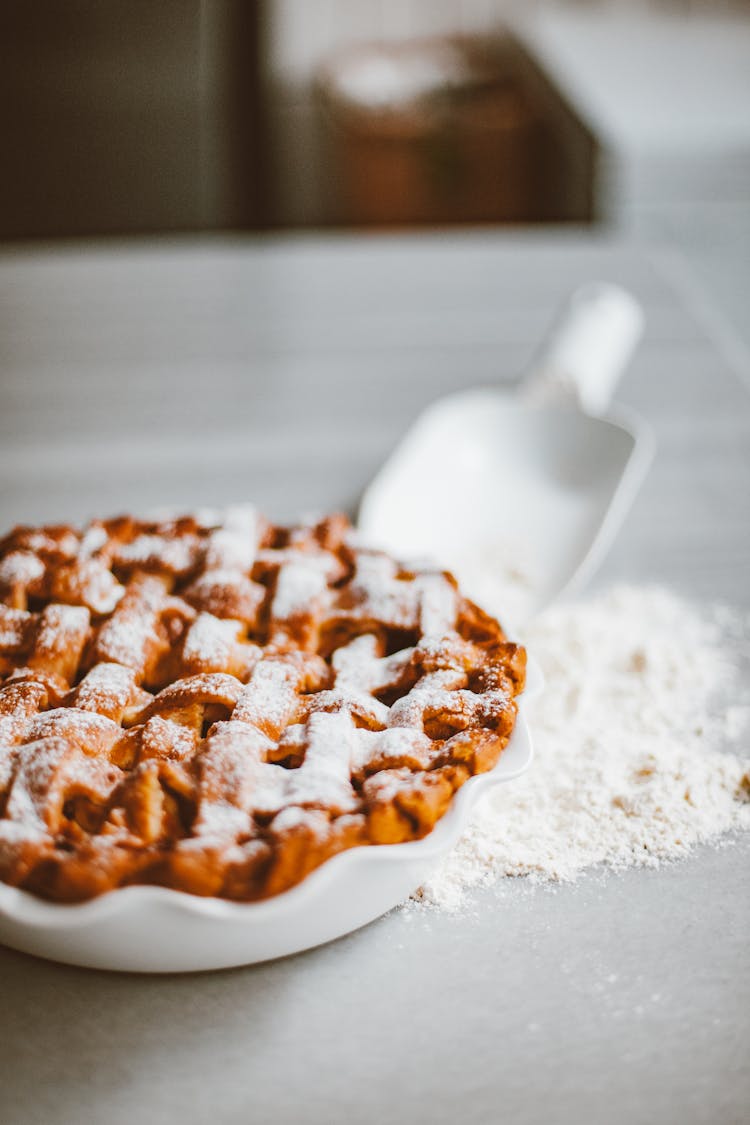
[{"x1": 315, "y1": 36, "x2": 544, "y2": 227}]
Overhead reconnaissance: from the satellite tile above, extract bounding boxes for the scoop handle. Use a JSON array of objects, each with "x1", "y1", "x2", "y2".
[{"x1": 521, "y1": 282, "x2": 644, "y2": 416}]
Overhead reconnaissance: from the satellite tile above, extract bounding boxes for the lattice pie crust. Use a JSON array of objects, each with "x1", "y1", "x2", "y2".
[{"x1": 0, "y1": 508, "x2": 525, "y2": 902}]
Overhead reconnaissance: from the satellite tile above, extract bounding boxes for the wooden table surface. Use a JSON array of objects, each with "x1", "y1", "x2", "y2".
[{"x1": 0, "y1": 231, "x2": 748, "y2": 1125}]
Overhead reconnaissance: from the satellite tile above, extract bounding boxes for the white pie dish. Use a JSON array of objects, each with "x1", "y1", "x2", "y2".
[{"x1": 0, "y1": 661, "x2": 540, "y2": 973}]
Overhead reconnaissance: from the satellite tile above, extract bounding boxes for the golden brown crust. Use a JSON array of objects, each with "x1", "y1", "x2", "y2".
[{"x1": 0, "y1": 507, "x2": 525, "y2": 902}]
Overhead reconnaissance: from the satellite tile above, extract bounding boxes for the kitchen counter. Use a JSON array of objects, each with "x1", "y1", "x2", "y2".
[
  {"x1": 0, "y1": 231, "x2": 748, "y2": 1125},
  {"x1": 517, "y1": 11, "x2": 750, "y2": 351}
]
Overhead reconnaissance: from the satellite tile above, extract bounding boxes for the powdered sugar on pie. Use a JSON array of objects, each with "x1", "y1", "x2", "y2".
[{"x1": 0, "y1": 507, "x2": 525, "y2": 902}]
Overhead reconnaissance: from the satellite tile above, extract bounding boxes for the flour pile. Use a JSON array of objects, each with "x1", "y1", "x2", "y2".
[{"x1": 415, "y1": 585, "x2": 750, "y2": 910}]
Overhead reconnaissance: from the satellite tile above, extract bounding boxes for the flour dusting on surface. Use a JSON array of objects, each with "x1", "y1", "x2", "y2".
[{"x1": 412, "y1": 585, "x2": 750, "y2": 911}]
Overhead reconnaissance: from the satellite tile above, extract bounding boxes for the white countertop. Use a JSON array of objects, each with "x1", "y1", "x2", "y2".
[
  {"x1": 0, "y1": 231, "x2": 748, "y2": 1125},
  {"x1": 519, "y1": 11, "x2": 750, "y2": 156}
]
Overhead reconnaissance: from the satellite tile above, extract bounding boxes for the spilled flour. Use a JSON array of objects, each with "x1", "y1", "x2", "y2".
[{"x1": 414, "y1": 585, "x2": 750, "y2": 911}]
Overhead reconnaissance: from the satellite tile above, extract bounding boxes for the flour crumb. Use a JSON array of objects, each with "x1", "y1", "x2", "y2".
[{"x1": 413, "y1": 585, "x2": 750, "y2": 911}]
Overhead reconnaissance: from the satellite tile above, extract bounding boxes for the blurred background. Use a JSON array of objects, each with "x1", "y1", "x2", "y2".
[{"x1": 1, "y1": 0, "x2": 748, "y2": 344}]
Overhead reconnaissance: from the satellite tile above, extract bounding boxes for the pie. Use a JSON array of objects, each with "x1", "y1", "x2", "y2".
[{"x1": 0, "y1": 507, "x2": 525, "y2": 902}]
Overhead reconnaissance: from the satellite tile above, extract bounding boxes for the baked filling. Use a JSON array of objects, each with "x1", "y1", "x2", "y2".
[{"x1": 0, "y1": 507, "x2": 525, "y2": 903}]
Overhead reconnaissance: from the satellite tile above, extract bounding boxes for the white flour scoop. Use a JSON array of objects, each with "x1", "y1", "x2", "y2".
[{"x1": 359, "y1": 283, "x2": 654, "y2": 627}]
